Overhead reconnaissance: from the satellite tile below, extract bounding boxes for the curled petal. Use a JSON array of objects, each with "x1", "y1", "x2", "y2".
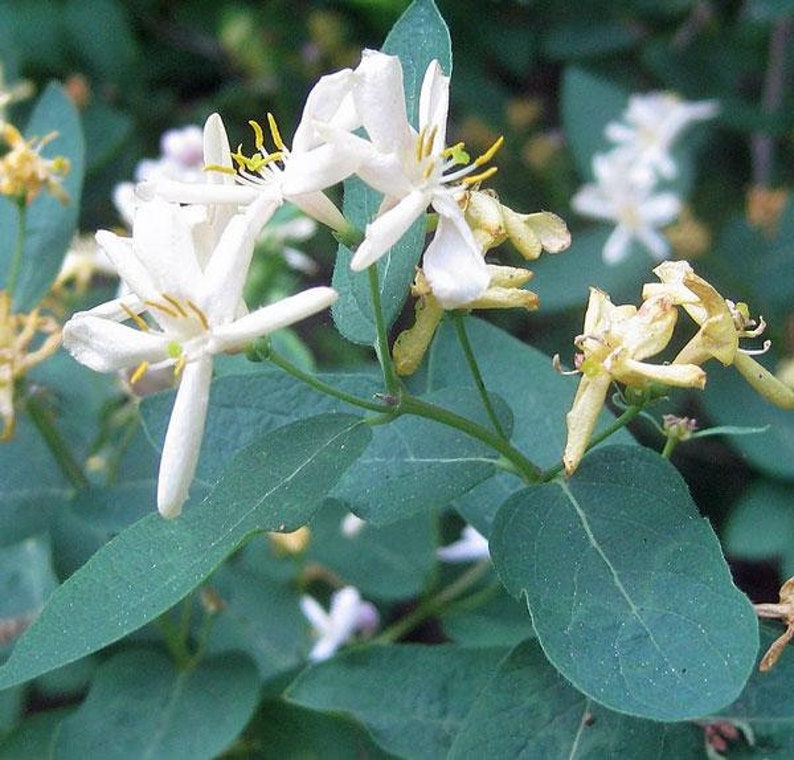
[
  {"x1": 157, "y1": 355, "x2": 213, "y2": 518},
  {"x1": 564, "y1": 372, "x2": 612, "y2": 476}
]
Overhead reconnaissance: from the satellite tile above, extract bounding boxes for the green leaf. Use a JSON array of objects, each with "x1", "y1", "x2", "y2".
[
  {"x1": 53, "y1": 649, "x2": 259, "y2": 760},
  {"x1": 307, "y1": 500, "x2": 436, "y2": 601},
  {"x1": 542, "y1": 20, "x2": 640, "y2": 61},
  {"x1": 490, "y1": 445, "x2": 759, "y2": 721},
  {"x1": 0, "y1": 707, "x2": 72, "y2": 759},
  {"x1": 247, "y1": 699, "x2": 396, "y2": 760},
  {"x1": 450, "y1": 639, "x2": 704, "y2": 758},
  {"x1": 0, "y1": 82, "x2": 85, "y2": 311},
  {"x1": 331, "y1": 388, "x2": 509, "y2": 525},
  {"x1": 286, "y1": 644, "x2": 507, "y2": 759},
  {"x1": 331, "y1": 0, "x2": 452, "y2": 345},
  {"x1": 723, "y1": 479, "x2": 794, "y2": 577},
  {"x1": 0, "y1": 413, "x2": 371, "y2": 690}
]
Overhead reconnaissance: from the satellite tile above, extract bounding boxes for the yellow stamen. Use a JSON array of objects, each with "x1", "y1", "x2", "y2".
[
  {"x1": 130, "y1": 361, "x2": 149, "y2": 385},
  {"x1": 422, "y1": 161, "x2": 436, "y2": 180},
  {"x1": 186, "y1": 300, "x2": 210, "y2": 331},
  {"x1": 144, "y1": 300, "x2": 178, "y2": 319},
  {"x1": 161, "y1": 293, "x2": 188, "y2": 318},
  {"x1": 173, "y1": 354, "x2": 188, "y2": 378},
  {"x1": 249, "y1": 120, "x2": 265, "y2": 152},
  {"x1": 121, "y1": 302, "x2": 150, "y2": 332},
  {"x1": 462, "y1": 166, "x2": 498, "y2": 186},
  {"x1": 416, "y1": 127, "x2": 426, "y2": 163},
  {"x1": 441, "y1": 141, "x2": 466, "y2": 159},
  {"x1": 267, "y1": 113, "x2": 285, "y2": 152},
  {"x1": 203, "y1": 164, "x2": 237, "y2": 176},
  {"x1": 473, "y1": 135, "x2": 504, "y2": 167},
  {"x1": 423, "y1": 125, "x2": 439, "y2": 158}
]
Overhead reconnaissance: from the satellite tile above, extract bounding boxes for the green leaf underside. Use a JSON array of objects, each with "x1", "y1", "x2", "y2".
[
  {"x1": 0, "y1": 413, "x2": 371, "y2": 690},
  {"x1": 287, "y1": 644, "x2": 506, "y2": 760},
  {"x1": 53, "y1": 650, "x2": 259, "y2": 760},
  {"x1": 490, "y1": 445, "x2": 758, "y2": 721},
  {"x1": 331, "y1": 0, "x2": 451, "y2": 344},
  {"x1": 0, "y1": 82, "x2": 85, "y2": 311},
  {"x1": 332, "y1": 387, "x2": 511, "y2": 524},
  {"x1": 450, "y1": 640, "x2": 704, "y2": 758}
]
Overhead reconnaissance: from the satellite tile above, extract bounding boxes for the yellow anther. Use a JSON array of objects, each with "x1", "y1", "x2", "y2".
[
  {"x1": 203, "y1": 164, "x2": 237, "y2": 176},
  {"x1": 473, "y1": 135, "x2": 504, "y2": 167},
  {"x1": 173, "y1": 354, "x2": 188, "y2": 378},
  {"x1": 416, "y1": 127, "x2": 426, "y2": 163},
  {"x1": 186, "y1": 300, "x2": 210, "y2": 331},
  {"x1": 422, "y1": 161, "x2": 437, "y2": 180},
  {"x1": 462, "y1": 166, "x2": 498, "y2": 186},
  {"x1": 423, "y1": 125, "x2": 439, "y2": 158},
  {"x1": 249, "y1": 120, "x2": 265, "y2": 152},
  {"x1": 161, "y1": 293, "x2": 188, "y2": 318},
  {"x1": 267, "y1": 113, "x2": 285, "y2": 152},
  {"x1": 144, "y1": 299, "x2": 178, "y2": 319},
  {"x1": 121, "y1": 302, "x2": 150, "y2": 332},
  {"x1": 130, "y1": 361, "x2": 149, "y2": 385}
]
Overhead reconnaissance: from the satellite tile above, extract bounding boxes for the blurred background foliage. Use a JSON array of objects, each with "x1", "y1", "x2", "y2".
[{"x1": 1, "y1": 0, "x2": 793, "y2": 591}]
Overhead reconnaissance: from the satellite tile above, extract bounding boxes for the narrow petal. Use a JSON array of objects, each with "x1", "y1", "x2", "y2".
[
  {"x1": 282, "y1": 143, "x2": 361, "y2": 198},
  {"x1": 292, "y1": 68, "x2": 359, "y2": 153},
  {"x1": 300, "y1": 595, "x2": 331, "y2": 633},
  {"x1": 62, "y1": 314, "x2": 171, "y2": 373},
  {"x1": 211, "y1": 287, "x2": 338, "y2": 351},
  {"x1": 203, "y1": 113, "x2": 233, "y2": 178},
  {"x1": 563, "y1": 372, "x2": 612, "y2": 476},
  {"x1": 422, "y1": 212, "x2": 490, "y2": 309},
  {"x1": 95, "y1": 230, "x2": 158, "y2": 300},
  {"x1": 350, "y1": 189, "x2": 429, "y2": 270},
  {"x1": 142, "y1": 179, "x2": 260, "y2": 207},
  {"x1": 418, "y1": 60, "x2": 450, "y2": 149},
  {"x1": 288, "y1": 189, "x2": 347, "y2": 232},
  {"x1": 603, "y1": 225, "x2": 633, "y2": 265},
  {"x1": 157, "y1": 355, "x2": 213, "y2": 518}
]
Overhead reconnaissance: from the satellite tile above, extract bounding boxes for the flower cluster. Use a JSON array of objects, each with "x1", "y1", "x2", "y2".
[
  {"x1": 572, "y1": 93, "x2": 718, "y2": 265},
  {"x1": 562, "y1": 261, "x2": 792, "y2": 474},
  {"x1": 62, "y1": 49, "x2": 566, "y2": 519},
  {"x1": 0, "y1": 122, "x2": 70, "y2": 205}
]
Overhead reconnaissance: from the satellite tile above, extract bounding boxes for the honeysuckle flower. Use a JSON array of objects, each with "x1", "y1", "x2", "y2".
[
  {"x1": 0, "y1": 66, "x2": 33, "y2": 119},
  {"x1": 340, "y1": 511, "x2": 366, "y2": 537},
  {"x1": 268, "y1": 526, "x2": 311, "y2": 556},
  {"x1": 436, "y1": 525, "x2": 490, "y2": 563},
  {"x1": 644, "y1": 261, "x2": 794, "y2": 409},
  {"x1": 562, "y1": 288, "x2": 706, "y2": 475},
  {"x1": 53, "y1": 234, "x2": 118, "y2": 295},
  {"x1": 149, "y1": 67, "x2": 362, "y2": 234},
  {"x1": 393, "y1": 265, "x2": 539, "y2": 376},
  {"x1": 300, "y1": 586, "x2": 379, "y2": 662},
  {"x1": 571, "y1": 153, "x2": 681, "y2": 265},
  {"x1": 62, "y1": 196, "x2": 338, "y2": 517},
  {"x1": 0, "y1": 122, "x2": 70, "y2": 205},
  {"x1": 0, "y1": 291, "x2": 61, "y2": 441},
  {"x1": 605, "y1": 92, "x2": 719, "y2": 180},
  {"x1": 338, "y1": 50, "x2": 503, "y2": 306},
  {"x1": 463, "y1": 189, "x2": 571, "y2": 260}
]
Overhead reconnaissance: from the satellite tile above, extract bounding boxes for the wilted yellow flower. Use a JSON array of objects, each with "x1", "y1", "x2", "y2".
[
  {"x1": 268, "y1": 525, "x2": 311, "y2": 556},
  {"x1": 746, "y1": 185, "x2": 788, "y2": 238},
  {"x1": 0, "y1": 291, "x2": 62, "y2": 440},
  {"x1": 644, "y1": 261, "x2": 794, "y2": 409},
  {"x1": 562, "y1": 289, "x2": 705, "y2": 475},
  {"x1": 0, "y1": 122, "x2": 70, "y2": 205}
]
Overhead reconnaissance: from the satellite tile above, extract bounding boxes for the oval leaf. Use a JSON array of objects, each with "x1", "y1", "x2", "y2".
[{"x1": 490, "y1": 445, "x2": 758, "y2": 721}]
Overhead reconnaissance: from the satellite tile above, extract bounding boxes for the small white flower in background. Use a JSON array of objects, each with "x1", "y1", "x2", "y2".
[
  {"x1": 340, "y1": 512, "x2": 366, "y2": 537},
  {"x1": 605, "y1": 93, "x2": 719, "y2": 180},
  {"x1": 436, "y1": 525, "x2": 490, "y2": 563},
  {"x1": 62, "y1": 195, "x2": 338, "y2": 518},
  {"x1": 55, "y1": 234, "x2": 118, "y2": 293},
  {"x1": 329, "y1": 49, "x2": 503, "y2": 308},
  {"x1": 300, "y1": 586, "x2": 379, "y2": 662},
  {"x1": 571, "y1": 153, "x2": 681, "y2": 265}
]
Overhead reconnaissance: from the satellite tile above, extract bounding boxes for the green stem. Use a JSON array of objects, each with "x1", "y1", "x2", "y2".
[
  {"x1": 367, "y1": 265, "x2": 400, "y2": 396},
  {"x1": 452, "y1": 312, "x2": 508, "y2": 439},
  {"x1": 660, "y1": 436, "x2": 677, "y2": 460},
  {"x1": 400, "y1": 395, "x2": 540, "y2": 483},
  {"x1": 25, "y1": 388, "x2": 90, "y2": 491},
  {"x1": 374, "y1": 560, "x2": 492, "y2": 644},
  {"x1": 540, "y1": 403, "x2": 645, "y2": 482},
  {"x1": 7, "y1": 199, "x2": 26, "y2": 301},
  {"x1": 267, "y1": 349, "x2": 391, "y2": 414}
]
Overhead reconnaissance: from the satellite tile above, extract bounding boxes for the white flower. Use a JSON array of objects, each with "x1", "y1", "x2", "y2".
[
  {"x1": 605, "y1": 92, "x2": 719, "y2": 180},
  {"x1": 300, "y1": 586, "x2": 379, "y2": 662},
  {"x1": 571, "y1": 153, "x2": 681, "y2": 265},
  {"x1": 333, "y1": 50, "x2": 503, "y2": 308},
  {"x1": 62, "y1": 196, "x2": 337, "y2": 518},
  {"x1": 148, "y1": 68, "x2": 362, "y2": 233},
  {"x1": 436, "y1": 525, "x2": 490, "y2": 563},
  {"x1": 340, "y1": 511, "x2": 366, "y2": 537}
]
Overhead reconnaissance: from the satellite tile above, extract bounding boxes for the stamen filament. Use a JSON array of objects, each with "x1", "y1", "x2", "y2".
[
  {"x1": 144, "y1": 300, "x2": 179, "y2": 319},
  {"x1": 161, "y1": 293, "x2": 188, "y2": 318},
  {"x1": 423, "y1": 125, "x2": 439, "y2": 158},
  {"x1": 173, "y1": 355, "x2": 188, "y2": 377},
  {"x1": 249, "y1": 120, "x2": 265, "y2": 152},
  {"x1": 462, "y1": 166, "x2": 498, "y2": 186},
  {"x1": 186, "y1": 300, "x2": 210, "y2": 331},
  {"x1": 473, "y1": 136, "x2": 504, "y2": 167},
  {"x1": 121, "y1": 303, "x2": 150, "y2": 332},
  {"x1": 203, "y1": 164, "x2": 237, "y2": 176},
  {"x1": 416, "y1": 127, "x2": 427, "y2": 163}
]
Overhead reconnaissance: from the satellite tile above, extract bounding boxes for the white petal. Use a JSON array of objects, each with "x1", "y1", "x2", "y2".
[
  {"x1": 571, "y1": 185, "x2": 617, "y2": 222},
  {"x1": 641, "y1": 193, "x2": 681, "y2": 225},
  {"x1": 418, "y1": 60, "x2": 450, "y2": 149},
  {"x1": 436, "y1": 526, "x2": 490, "y2": 563},
  {"x1": 353, "y1": 50, "x2": 412, "y2": 152},
  {"x1": 292, "y1": 68, "x2": 359, "y2": 153},
  {"x1": 287, "y1": 188, "x2": 347, "y2": 232},
  {"x1": 422, "y1": 212, "x2": 490, "y2": 308},
  {"x1": 328, "y1": 587, "x2": 364, "y2": 640},
  {"x1": 203, "y1": 113, "x2": 233, "y2": 178},
  {"x1": 603, "y1": 225, "x2": 632, "y2": 265},
  {"x1": 211, "y1": 287, "x2": 338, "y2": 351},
  {"x1": 157, "y1": 355, "x2": 213, "y2": 518},
  {"x1": 636, "y1": 226, "x2": 671, "y2": 261},
  {"x1": 350, "y1": 189, "x2": 429, "y2": 270},
  {"x1": 143, "y1": 179, "x2": 260, "y2": 206},
  {"x1": 95, "y1": 230, "x2": 158, "y2": 300},
  {"x1": 62, "y1": 314, "x2": 171, "y2": 372},
  {"x1": 300, "y1": 595, "x2": 331, "y2": 634}
]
